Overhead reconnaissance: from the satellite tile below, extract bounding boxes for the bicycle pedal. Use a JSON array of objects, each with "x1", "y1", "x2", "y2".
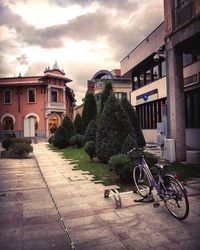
[{"x1": 153, "y1": 202, "x2": 160, "y2": 208}]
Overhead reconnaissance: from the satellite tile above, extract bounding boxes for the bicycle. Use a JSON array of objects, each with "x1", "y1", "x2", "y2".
[{"x1": 129, "y1": 147, "x2": 189, "y2": 220}]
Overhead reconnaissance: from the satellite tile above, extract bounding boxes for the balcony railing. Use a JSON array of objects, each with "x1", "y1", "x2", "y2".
[
  {"x1": 174, "y1": 0, "x2": 194, "y2": 28},
  {"x1": 45, "y1": 102, "x2": 65, "y2": 110}
]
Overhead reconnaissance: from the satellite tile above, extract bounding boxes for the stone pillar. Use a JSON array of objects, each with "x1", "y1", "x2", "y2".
[{"x1": 166, "y1": 41, "x2": 186, "y2": 161}]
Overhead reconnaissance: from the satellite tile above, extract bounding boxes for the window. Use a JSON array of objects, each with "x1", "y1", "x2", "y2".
[
  {"x1": 28, "y1": 88, "x2": 36, "y2": 103},
  {"x1": 153, "y1": 65, "x2": 159, "y2": 81},
  {"x1": 136, "y1": 98, "x2": 166, "y2": 129},
  {"x1": 3, "y1": 116, "x2": 14, "y2": 130},
  {"x1": 95, "y1": 93, "x2": 102, "y2": 102},
  {"x1": 161, "y1": 60, "x2": 166, "y2": 77},
  {"x1": 51, "y1": 89, "x2": 58, "y2": 102},
  {"x1": 114, "y1": 92, "x2": 127, "y2": 100},
  {"x1": 4, "y1": 89, "x2": 12, "y2": 104},
  {"x1": 185, "y1": 88, "x2": 200, "y2": 128}
]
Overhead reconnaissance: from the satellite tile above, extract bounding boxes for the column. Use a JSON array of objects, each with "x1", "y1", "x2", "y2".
[{"x1": 166, "y1": 41, "x2": 186, "y2": 161}]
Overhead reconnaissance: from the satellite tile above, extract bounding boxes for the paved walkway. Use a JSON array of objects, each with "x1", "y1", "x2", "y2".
[{"x1": 0, "y1": 142, "x2": 200, "y2": 250}]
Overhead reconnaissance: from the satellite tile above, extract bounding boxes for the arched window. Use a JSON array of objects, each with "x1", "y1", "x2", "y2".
[{"x1": 3, "y1": 117, "x2": 14, "y2": 130}]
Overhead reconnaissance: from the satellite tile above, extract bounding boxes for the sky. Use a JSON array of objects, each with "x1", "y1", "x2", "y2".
[{"x1": 0, "y1": 0, "x2": 164, "y2": 105}]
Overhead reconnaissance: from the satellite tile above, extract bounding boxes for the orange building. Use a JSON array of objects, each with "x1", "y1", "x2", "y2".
[{"x1": 0, "y1": 62, "x2": 76, "y2": 139}]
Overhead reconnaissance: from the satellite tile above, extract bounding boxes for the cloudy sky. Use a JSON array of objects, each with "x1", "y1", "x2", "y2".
[{"x1": 0, "y1": 0, "x2": 163, "y2": 104}]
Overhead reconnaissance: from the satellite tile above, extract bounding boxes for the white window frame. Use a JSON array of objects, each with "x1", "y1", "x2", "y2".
[
  {"x1": 27, "y1": 88, "x2": 36, "y2": 103},
  {"x1": 3, "y1": 89, "x2": 12, "y2": 104}
]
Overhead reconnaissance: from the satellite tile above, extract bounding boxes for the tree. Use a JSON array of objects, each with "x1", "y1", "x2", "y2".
[
  {"x1": 53, "y1": 126, "x2": 69, "y2": 149},
  {"x1": 121, "y1": 134, "x2": 138, "y2": 154},
  {"x1": 96, "y1": 95, "x2": 134, "y2": 163},
  {"x1": 82, "y1": 92, "x2": 97, "y2": 129},
  {"x1": 62, "y1": 116, "x2": 75, "y2": 139},
  {"x1": 100, "y1": 81, "x2": 113, "y2": 113},
  {"x1": 83, "y1": 120, "x2": 97, "y2": 145},
  {"x1": 121, "y1": 98, "x2": 146, "y2": 147},
  {"x1": 74, "y1": 114, "x2": 85, "y2": 135}
]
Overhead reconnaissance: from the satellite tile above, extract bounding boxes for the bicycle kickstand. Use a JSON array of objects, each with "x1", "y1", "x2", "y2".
[{"x1": 134, "y1": 187, "x2": 154, "y2": 203}]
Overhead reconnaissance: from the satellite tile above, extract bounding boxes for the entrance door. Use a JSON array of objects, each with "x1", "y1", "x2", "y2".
[
  {"x1": 24, "y1": 117, "x2": 35, "y2": 137},
  {"x1": 49, "y1": 116, "x2": 58, "y2": 134}
]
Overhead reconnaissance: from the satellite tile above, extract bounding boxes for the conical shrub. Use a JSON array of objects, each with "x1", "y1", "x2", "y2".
[{"x1": 96, "y1": 95, "x2": 134, "y2": 163}]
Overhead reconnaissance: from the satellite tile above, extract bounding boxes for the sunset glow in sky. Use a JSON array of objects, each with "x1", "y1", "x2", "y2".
[{"x1": 0, "y1": 0, "x2": 163, "y2": 104}]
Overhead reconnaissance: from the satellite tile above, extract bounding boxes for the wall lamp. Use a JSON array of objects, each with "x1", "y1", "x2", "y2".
[{"x1": 153, "y1": 47, "x2": 166, "y2": 62}]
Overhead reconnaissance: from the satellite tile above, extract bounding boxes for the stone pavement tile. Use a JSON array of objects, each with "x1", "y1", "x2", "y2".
[
  {"x1": 65, "y1": 215, "x2": 105, "y2": 230},
  {"x1": 23, "y1": 188, "x2": 51, "y2": 203},
  {"x1": 0, "y1": 201, "x2": 22, "y2": 214},
  {"x1": 0, "y1": 240, "x2": 22, "y2": 250},
  {"x1": 0, "y1": 191, "x2": 23, "y2": 202},
  {"x1": 98, "y1": 211, "x2": 122, "y2": 224},
  {"x1": 22, "y1": 220, "x2": 64, "y2": 241},
  {"x1": 0, "y1": 212, "x2": 22, "y2": 230},
  {"x1": 164, "y1": 237, "x2": 200, "y2": 250},
  {"x1": 58, "y1": 203, "x2": 92, "y2": 214},
  {"x1": 22, "y1": 234, "x2": 70, "y2": 250},
  {"x1": 0, "y1": 226, "x2": 22, "y2": 243},
  {"x1": 23, "y1": 201, "x2": 56, "y2": 218}
]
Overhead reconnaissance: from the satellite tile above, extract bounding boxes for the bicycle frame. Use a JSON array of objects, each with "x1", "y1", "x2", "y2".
[{"x1": 140, "y1": 155, "x2": 164, "y2": 197}]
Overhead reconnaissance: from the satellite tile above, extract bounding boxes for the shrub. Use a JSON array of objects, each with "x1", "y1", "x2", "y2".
[
  {"x1": 83, "y1": 120, "x2": 97, "y2": 145},
  {"x1": 48, "y1": 135, "x2": 54, "y2": 144},
  {"x1": 9, "y1": 142, "x2": 33, "y2": 158},
  {"x1": 53, "y1": 126, "x2": 69, "y2": 149},
  {"x1": 84, "y1": 141, "x2": 96, "y2": 161},
  {"x1": 2, "y1": 137, "x2": 32, "y2": 150},
  {"x1": 62, "y1": 116, "x2": 75, "y2": 138},
  {"x1": 108, "y1": 154, "x2": 134, "y2": 183},
  {"x1": 121, "y1": 134, "x2": 138, "y2": 154},
  {"x1": 96, "y1": 95, "x2": 134, "y2": 163},
  {"x1": 128, "y1": 151, "x2": 158, "y2": 168},
  {"x1": 74, "y1": 114, "x2": 85, "y2": 135},
  {"x1": 70, "y1": 134, "x2": 84, "y2": 148},
  {"x1": 121, "y1": 98, "x2": 146, "y2": 147},
  {"x1": 100, "y1": 81, "x2": 113, "y2": 113},
  {"x1": 82, "y1": 93, "x2": 97, "y2": 128}
]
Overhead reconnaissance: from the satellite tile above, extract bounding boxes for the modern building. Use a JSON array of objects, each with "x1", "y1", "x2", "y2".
[
  {"x1": 121, "y1": 0, "x2": 200, "y2": 161},
  {"x1": 0, "y1": 62, "x2": 76, "y2": 139},
  {"x1": 87, "y1": 69, "x2": 132, "y2": 108}
]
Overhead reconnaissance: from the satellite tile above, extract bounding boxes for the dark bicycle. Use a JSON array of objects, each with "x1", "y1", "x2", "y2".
[{"x1": 130, "y1": 147, "x2": 189, "y2": 220}]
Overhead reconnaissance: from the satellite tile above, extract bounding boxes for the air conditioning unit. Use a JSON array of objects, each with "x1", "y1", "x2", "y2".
[{"x1": 164, "y1": 139, "x2": 176, "y2": 162}]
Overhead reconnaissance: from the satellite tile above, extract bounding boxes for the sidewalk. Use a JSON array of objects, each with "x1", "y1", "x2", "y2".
[{"x1": 0, "y1": 142, "x2": 200, "y2": 250}]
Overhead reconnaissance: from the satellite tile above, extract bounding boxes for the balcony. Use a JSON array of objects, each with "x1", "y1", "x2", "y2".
[{"x1": 45, "y1": 102, "x2": 65, "y2": 110}]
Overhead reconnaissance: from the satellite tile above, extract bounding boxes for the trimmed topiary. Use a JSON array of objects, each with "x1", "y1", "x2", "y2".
[
  {"x1": 9, "y1": 142, "x2": 33, "y2": 158},
  {"x1": 84, "y1": 141, "x2": 96, "y2": 161},
  {"x1": 83, "y1": 120, "x2": 97, "y2": 145},
  {"x1": 82, "y1": 92, "x2": 97, "y2": 129},
  {"x1": 96, "y1": 95, "x2": 134, "y2": 163},
  {"x1": 2, "y1": 137, "x2": 32, "y2": 150},
  {"x1": 108, "y1": 154, "x2": 134, "y2": 183},
  {"x1": 100, "y1": 81, "x2": 113, "y2": 113},
  {"x1": 62, "y1": 116, "x2": 75, "y2": 138},
  {"x1": 53, "y1": 126, "x2": 69, "y2": 149},
  {"x1": 121, "y1": 134, "x2": 138, "y2": 154},
  {"x1": 70, "y1": 134, "x2": 84, "y2": 148},
  {"x1": 74, "y1": 114, "x2": 85, "y2": 135},
  {"x1": 121, "y1": 98, "x2": 146, "y2": 147},
  {"x1": 48, "y1": 135, "x2": 54, "y2": 144}
]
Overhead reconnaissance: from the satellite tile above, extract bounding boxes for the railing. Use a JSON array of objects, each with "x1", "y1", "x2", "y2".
[{"x1": 45, "y1": 102, "x2": 65, "y2": 109}]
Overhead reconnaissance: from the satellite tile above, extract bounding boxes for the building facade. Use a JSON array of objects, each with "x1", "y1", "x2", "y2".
[
  {"x1": 88, "y1": 69, "x2": 132, "y2": 108},
  {"x1": 121, "y1": 0, "x2": 200, "y2": 161},
  {"x1": 0, "y1": 63, "x2": 76, "y2": 139}
]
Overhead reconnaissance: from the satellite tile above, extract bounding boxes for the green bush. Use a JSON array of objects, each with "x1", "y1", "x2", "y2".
[
  {"x1": 82, "y1": 93, "x2": 97, "y2": 128},
  {"x1": 83, "y1": 120, "x2": 97, "y2": 145},
  {"x1": 48, "y1": 135, "x2": 54, "y2": 144},
  {"x1": 62, "y1": 116, "x2": 75, "y2": 138},
  {"x1": 121, "y1": 98, "x2": 146, "y2": 147},
  {"x1": 2, "y1": 137, "x2": 32, "y2": 150},
  {"x1": 128, "y1": 151, "x2": 158, "y2": 168},
  {"x1": 121, "y1": 134, "x2": 138, "y2": 154},
  {"x1": 108, "y1": 154, "x2": 134, "y2": 183},
  {"x1": 70, "y1": 134, "x2": 84, "y2": 148},
  {"x1": 53, "y1": 126, "x2": 69, "y2": 149},
  {"x1": 9, "y1": 142, "x2": 33, "y2": 158},
  {"x1": 74, "y1": 114, "x2": 85, "y2": 135},
  {"x1": 84, "y1": 141, "x2": 96, "y2": 161},
  {"x1": 96, "y1": 95, "x2": 134, "y2": 163}
]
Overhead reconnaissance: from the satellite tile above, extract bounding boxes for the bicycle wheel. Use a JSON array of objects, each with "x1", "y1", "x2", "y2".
[
  {"x1": 133, "y1": 165, "x2": 151, "y2": 197},
  {"x1": 164, "y1": 175, "x2": 189, "y2": 220}
]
